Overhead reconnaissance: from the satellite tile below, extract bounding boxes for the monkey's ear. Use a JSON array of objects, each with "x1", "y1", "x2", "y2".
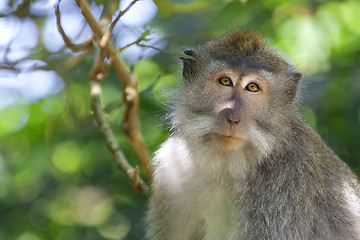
[
  {"x1": 288, "y1": 72, "x2": 302, "y2": 102},
  {"x1": 180, "y1": 49, "x2": 197, "y2": 80},
  {"x1": 292, "y1": 72, "x2": 302, "y2": 84}
]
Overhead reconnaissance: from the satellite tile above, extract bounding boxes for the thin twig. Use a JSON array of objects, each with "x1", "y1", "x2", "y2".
[
  {"x1": 57, "y1": 51, "x2": 89, "y2": 74},
  {"x1": 109, "y1": 0, "x2": 139, "y2": 34},
  {"x1": 0, "y1": 63, "x2": 49, "y2": 72},
  {"x1": 101, "y1": 0, "x2": 139, "y2": 48},
  {"x1": 116, "y1": 32, "x2": 149, "y2": 53},
  {"x1": 91, "y1": 93, "x2": 148, "y2": 194},
  {"x1": 3, "y1": 34, "x2": 15, "y2": 64},
  {"x1": 56, "y1": 0, "x2": 93, "y2": 52},
  {"x1": 104, "y1": 99, "x2": 123, "y2": 113},
  {"x1": 137, "y1": 43, "x2": 187, "y2": 57}
]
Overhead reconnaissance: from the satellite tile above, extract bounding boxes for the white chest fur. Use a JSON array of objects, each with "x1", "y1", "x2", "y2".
[
  {"x1": 198, "y1": 186, "x2": 232, "y2": 240},
  {"x1": 154, "y1": 136, "x2": 238, "y2": 239}
]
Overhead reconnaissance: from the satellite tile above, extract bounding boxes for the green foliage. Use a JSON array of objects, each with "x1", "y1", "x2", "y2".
[{"x1": 0, "y1": 0, "x2": 359, "y2": 239}]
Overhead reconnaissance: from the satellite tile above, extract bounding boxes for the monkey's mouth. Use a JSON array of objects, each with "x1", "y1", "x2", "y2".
[
  {"x1": 218, "y1": 134, "x2": 239, "y2": 139},
  {"x1": 213, "y1": 133, "x2": 243, "y2": 149},
  {"x1": 214, "y1": 132, "x2": 241, "y2": 139}
]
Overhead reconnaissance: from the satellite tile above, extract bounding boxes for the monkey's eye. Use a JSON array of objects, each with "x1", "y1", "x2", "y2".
[
  {"x1": 245, "y1": 82, "x2": 260, "y2": 92},
  {"x1": 218, "y1": 77, "x2": 233, "y2": 87}
]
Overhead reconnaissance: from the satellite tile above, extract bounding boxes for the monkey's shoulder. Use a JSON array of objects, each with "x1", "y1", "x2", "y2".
[
  {"x1": 153, "y1": 135, "x2": 191, "y2": 165},
  {"x1": 271, "y1": 123, "x2": 352, "y2": 173},
  {"x1": 258, "y1": 122, "x2": 360, "y2": 192},
  {"x1": 152, "y1": 135, "x2": 196, "y2": 185}
]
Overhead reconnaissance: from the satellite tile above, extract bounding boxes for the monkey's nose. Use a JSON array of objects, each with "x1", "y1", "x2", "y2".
[{"x1": 226, "y1": 111, "x2": 240, "y2": 125}]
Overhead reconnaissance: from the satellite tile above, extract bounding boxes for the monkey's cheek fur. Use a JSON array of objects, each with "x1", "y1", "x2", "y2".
[{"x1": 213, "y1": 133, "x2": 244, "y2": 150}]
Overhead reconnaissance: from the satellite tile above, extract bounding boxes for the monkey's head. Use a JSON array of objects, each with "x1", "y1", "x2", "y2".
[{"x1": 173, "y1": 30, "x2": 302, "y2": 155}]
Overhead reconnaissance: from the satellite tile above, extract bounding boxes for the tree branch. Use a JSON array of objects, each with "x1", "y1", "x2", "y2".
[
  {"x1": 74, "y1": 0, "x2": 153, "y2": 182},
  {"x1": 56, "y1": 0, "x2": 93, "y2": 52},
  {"x1": 101, "y1": 0, "x2": 139, "y2": 48},
  {"x1": 89, "y1": 46, "x2": 149, "y2": 193},
  {"x1": 91, "y1": 90, "x2": 148, "y2": 194}
]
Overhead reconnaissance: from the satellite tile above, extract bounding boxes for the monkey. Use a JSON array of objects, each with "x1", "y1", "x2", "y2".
[{"x1": 145, "y1": 30, "x2": 360, "y2": 240}]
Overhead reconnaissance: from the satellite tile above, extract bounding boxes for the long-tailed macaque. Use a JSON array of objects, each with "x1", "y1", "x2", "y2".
[{"x1": 146, "y1": 30, "x2": 360, "y2": 240}]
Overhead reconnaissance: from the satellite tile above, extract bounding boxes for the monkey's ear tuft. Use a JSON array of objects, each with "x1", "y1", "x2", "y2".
[
  {"x1": 287, "y1": 72, "x2": 302, "y2": 103},
  {"x1": 180, "y1": 49, "x2": 197, "y2": 80},
  {"x1": 292, "y1": 72, "x2": 302, "y2": 83},
  {"x1": 184, "y1": 49, "x2": 197, "y2": 58}
]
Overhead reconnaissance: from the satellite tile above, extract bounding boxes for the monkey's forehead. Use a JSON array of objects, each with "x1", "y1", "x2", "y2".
[
  {"x1": 198, "y1": 30, "x2": 292, "y2": 73},
  {"x1": 205, "y1": 48, "x2": 291, "y2": 73}
]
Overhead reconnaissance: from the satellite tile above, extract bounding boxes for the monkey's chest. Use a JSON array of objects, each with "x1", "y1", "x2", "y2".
[{"x1": 193, "y1": 187, "x2": 233, "y2": 239}]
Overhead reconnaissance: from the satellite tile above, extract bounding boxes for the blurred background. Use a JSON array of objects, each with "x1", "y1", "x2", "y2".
[{"x1": 0, "y1": 0, "x2": 359, "y2": 239}]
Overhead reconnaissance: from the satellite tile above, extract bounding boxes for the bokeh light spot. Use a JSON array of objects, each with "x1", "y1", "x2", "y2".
[{"x1": 51, "y1": 141, "x2": 83, "y2": 174}]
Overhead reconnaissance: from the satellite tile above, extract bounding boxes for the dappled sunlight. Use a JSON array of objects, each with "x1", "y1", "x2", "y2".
[
  {"x1": 274, "y1": 1, "x2": 360, "y2": 74},
  {"x1": 46, "y1": 185, "x2": 131, "y2": 239},
  {"x1": 74, "y1": 186, "x2": 114, "y2": 226},
  {"x1": 119, "y1": 0, "x2": 157, "y2": 26},
  {"x1": 51, "y1": 140, "x2": 85, "y2": 174},
  {"x1": 0, "y1": 16, "x2": 38, "y2": 61},
  {"x1": 0, "y1": 68, "x2": 64, "y2": 110},
  {"x1": 0, "y1": 104, "x2": 29, "y2": 136}
]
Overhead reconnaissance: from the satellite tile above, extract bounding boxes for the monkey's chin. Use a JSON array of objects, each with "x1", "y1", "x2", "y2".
[{"x1": 213, "y1": 133, "x2": 244, "y2": 150}]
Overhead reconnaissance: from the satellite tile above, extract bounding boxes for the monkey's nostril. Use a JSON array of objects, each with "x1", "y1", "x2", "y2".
[
  {"x1": 227, "y1": 118, "x2": 240, "y2": 124},
  {"x1": 226, "y1": 114, "x2": 240, "y2": 125}
]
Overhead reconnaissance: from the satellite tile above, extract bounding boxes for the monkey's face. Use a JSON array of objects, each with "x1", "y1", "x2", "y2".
[
  {"x1": 174, "y1": 62, "x2": 278, "y2": 154},
  {"x1": 207, "y1": 69, "x2": 270, "y2": 150},
  {"x1": 175, "y1": 42, "x2": 301, "y2": 154}
]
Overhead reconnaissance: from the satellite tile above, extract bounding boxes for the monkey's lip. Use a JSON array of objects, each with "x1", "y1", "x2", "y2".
[
  {"x1": 214, "y1": 133, "x2": 241, "y2": 140},
  {"x1": 213, "y1": 133, "x2": 243, "y2": 149}
]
